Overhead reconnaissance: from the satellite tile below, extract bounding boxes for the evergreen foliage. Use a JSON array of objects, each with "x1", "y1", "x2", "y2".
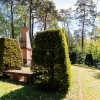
[
  {"x1": 70, "y1": 52, "x2": 76, "y2": 64},
  {"x1": 0, "y1": 38, "x2": 23, "y2": 72},
  {"x1": 85, "y1": 54, "x2": 93, "y2": 66},
  {"x1": 76, "y1": 51, "x2": 84, "y2": 64},
  {"x1": 32, "y1": 29, "x2": 71, "y2": 91}
]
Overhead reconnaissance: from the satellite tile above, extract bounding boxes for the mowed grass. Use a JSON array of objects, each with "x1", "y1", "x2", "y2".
[
  {"x1": 77, "y1": 65, "x2": 100, "y2": 100},
  {"x1": 0, "y1": 65, "x2": 100, "y2": 100}
]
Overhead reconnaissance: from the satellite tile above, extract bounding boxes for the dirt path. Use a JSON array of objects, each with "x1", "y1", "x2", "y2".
[{"x1": 78, "y1": 67, "x2": 83, "y2": 100}]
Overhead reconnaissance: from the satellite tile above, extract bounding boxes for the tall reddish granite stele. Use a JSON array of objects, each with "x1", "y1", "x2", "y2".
[{"x1": 19, "y1": 26, "x2": 32, "y2": 66}]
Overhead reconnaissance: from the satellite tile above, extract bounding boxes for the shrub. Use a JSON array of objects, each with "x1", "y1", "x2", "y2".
[
  {"x1": 69, "y1": 52, "x2": 76, "y2": 64},
  {"x1": 85, "y1": 54, "x2": 93, "y2": 66},
  {"x1": 32, "y1": 29, "x2": 71, "y2": 91},
  {"x1": 0, "y1": 38, "x2": 23, "y2": 73},
  {"x1": 77, "y1": 52, "x2": 84, "y2": 64}
]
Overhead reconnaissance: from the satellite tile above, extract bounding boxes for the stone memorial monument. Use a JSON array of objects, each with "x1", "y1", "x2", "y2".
[{"x1": 19, "y1": 18, "x2": 32, "y2": 66}]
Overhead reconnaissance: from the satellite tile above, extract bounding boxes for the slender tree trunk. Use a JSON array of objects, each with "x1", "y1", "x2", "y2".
[
  {"x1": 32, "y1": 14, "x2": 34, "y2": 37},
  {"x1": 11, "y1": 0, "x2": 14, "y2": 38},
  {"x1": 66, "y1": 21, "x2": 70, "y2": 34},
  {"x1": 82, "y1": 7, "x2": 85, "y2": 51},
  {"x1": 29, "y1": 0, "x2": 32, "y2": 41},
  {"x1": 82, "y1": 21, "x2": 84, "y2": 50},
  {"x1": 44, "y1": 12, "x2": 47, "y2": 30}
]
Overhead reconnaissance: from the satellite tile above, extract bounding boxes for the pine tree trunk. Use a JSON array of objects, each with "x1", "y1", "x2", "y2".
[
  {"x1": 44, "y1": 12, "x2": 47, "y2": 30},
  {"x1": 11, "y1": 0, "x2": 14, "y2": 38},
  {"x1": 82, "y1": 7, "x2": 85, "y2": 51},
  {"x1": 29, "y1": 0, "x2": 32, "y2": 41}
]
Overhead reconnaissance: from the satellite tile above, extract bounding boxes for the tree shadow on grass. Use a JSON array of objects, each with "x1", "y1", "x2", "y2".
[
  {"x1": 74, "y1": 64, "x2": 100, "y2": 70},
  {"x1": 74, "y1": 64, "x2": 100, "y2": 80},
  {"x1": 0, "y1": 79, "x2": 67, "y2": 100},
  {"x1": 0, "y1": 77, "x2": 25, "y2": 85},
  {"x1": 93, "y1": 73, "x2": 100, "y2": 79}
]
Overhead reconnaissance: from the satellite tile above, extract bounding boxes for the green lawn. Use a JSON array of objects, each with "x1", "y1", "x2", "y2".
[{"x1": 0, "y1": 65, "x2": 100, "y2": 100}]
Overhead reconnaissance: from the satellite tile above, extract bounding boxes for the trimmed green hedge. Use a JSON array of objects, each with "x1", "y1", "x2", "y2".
[
  {"x1": 0, "y1": 38, "x2": 23, "y2": 72},
  {"x1": 32, "y1": 29, "x2": 71, "y2": 91}
]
